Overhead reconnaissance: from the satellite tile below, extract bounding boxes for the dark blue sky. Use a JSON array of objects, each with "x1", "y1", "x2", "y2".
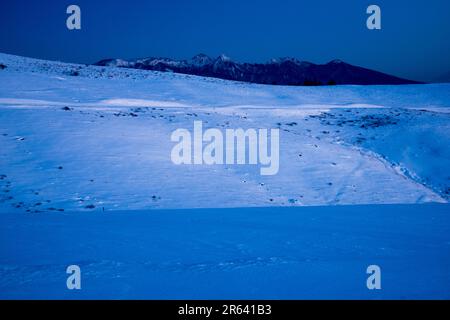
[{"x1": 1, "y1": 0, "x2": 449, "y2": 82}]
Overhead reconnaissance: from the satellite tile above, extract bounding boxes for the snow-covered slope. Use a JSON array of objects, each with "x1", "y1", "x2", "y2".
[
  {"x1": 1, "y1": 53, "x2": 450, "y2": 299},
  {"x1": 0, "y1": 52, "x2": 449, "y2": 212},
  {"x1": 1, "y1": 204, "x2": 449, "y2": 299}
]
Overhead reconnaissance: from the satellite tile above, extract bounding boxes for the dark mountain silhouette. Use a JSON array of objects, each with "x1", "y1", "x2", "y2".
[{"x1": 94, "y1": 54, "x2": 420, "y2": 86}]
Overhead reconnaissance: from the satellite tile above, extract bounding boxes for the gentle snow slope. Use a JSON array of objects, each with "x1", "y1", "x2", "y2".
[
  {"x1": 0, "y1": 53, "x2": 449, "y2": 211},
  {"x1": 1, "y1": 204, "x2": 449, "y2": 299}
]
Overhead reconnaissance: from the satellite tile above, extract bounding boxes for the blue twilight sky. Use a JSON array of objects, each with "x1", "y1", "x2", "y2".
[{"x1": 0, "y1": 0, "x2": 449, "y2": 82}]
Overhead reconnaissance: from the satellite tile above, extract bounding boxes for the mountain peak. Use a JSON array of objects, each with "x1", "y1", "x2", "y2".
[
  {"x1": 327, "y1": 59, "x2": 346, "y2": 65},
  {"x1": 192, "y1": 53, "x2": 210, "y2": 58},
  {"x1": 270, "y1": 57, "x2": 314, "y2": 68},
  {"x1": 217, "y1": 54, "x2": 231, "y2": 62},
  {"x1": 271, "y1": 57, "x2": 300, "y2": 64},
  {"x1": 190, "y1": 54, "x2": 212, "y2": 67}
]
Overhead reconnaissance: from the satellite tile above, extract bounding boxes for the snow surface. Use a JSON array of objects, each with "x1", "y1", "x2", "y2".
[
  {"x1": 0, "y1": 53, "x2": 449, "y2": 211},
  {"x1": 1, "y1": 204, "x2": 449, "y2": 299},
  {"x1": 0, "y1": 53, "x2": 449, "y2": 299}
]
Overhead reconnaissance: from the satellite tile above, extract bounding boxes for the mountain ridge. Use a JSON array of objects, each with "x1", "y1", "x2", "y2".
[{"x1": 95, "y1": 54, "x2": 420, "y2": 86}]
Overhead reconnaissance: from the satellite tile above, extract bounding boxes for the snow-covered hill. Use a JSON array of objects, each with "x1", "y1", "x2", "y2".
[
  {"x1": 0, "y1": 52, "x2": 449, "y2": 213},
  {"x1": 0, "y1": 53, "x2": 449, "y2": 299}
]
